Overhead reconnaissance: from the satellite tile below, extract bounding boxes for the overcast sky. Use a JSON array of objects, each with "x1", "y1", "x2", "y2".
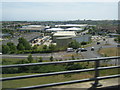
[{"x1": 1, "y1": 1, "x2": 118, "y2": 21}]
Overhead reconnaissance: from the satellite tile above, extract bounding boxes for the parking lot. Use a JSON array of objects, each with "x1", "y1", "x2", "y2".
[{"x1": 2, "y1": 32, "x2": 42, "y2": 45}]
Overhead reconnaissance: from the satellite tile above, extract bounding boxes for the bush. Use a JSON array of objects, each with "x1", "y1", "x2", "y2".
[
  {"x1": 66, "y1": 63, "x2": 83, "y2": 70},
  {"x1": 81, "y1": 42, "x2": 87, "y2": 45},
  {"x1": 68, "y1": 40, "x2": 80, "y2": 49}
]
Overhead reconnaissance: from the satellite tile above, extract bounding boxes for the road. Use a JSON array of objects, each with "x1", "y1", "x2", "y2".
[
  {"x1": 80, "y1": 37, "x2": 118, "y2": 65},
  {"x1": 2, "y1": 37, "x2": 118, "y2": 63},
  {"x1": 81, "y1": 37, "x2": 118, "y2": 59},
  {"x1": 2, "y1": 51, "x2": 80, "y2": 60}
]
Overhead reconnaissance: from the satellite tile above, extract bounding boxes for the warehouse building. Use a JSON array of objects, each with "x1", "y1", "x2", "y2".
[
  {"x1": 65, "y1": 27, "x2": 83, "y2": 32},
  {"x1": 20, "y1": 25, "x2": 45, "y2": 32},
  {"x1": 46, "y1": 28, "x2": 64, "y2": 32},
  {"x1": 56, "y1": 37, "x2": 72, "y2": 46},
  {"x1": 55, "y1": 24, "x2": 88, "y2": 29},
  {"x1": 73, "y1": 35, "x2": 91, "y2": 43},
  {"x1": 53, "y1": 31, "x2": 91, "y2": 47},
  {"x1": 53, "y1": 31, "x2": 76, "y2": 42}
]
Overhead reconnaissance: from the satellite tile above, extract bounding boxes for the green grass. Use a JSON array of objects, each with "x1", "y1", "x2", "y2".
[
  {"x1": 2, "y1": 68, "x2": 119, "y2": 88},
  {"x1": 98, "y1": 47, "x2": 120, "y2": 57},
  {"x1": 2, "y1": 72, "x2": 93, "y2": 88}
]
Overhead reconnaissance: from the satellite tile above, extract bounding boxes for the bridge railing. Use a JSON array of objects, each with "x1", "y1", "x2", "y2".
[{"x1": 1, "y1": 56, "x2": 120, "y2": 90}]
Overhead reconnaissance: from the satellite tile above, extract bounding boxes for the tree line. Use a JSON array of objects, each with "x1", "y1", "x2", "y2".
[{"x1": 2, "y1": 54, "x2": 87, "y2": 74}]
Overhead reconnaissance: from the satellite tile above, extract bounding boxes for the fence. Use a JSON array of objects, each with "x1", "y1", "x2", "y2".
[{"x1": 1, "y1": 56, "x2": 120, "y2": 90}]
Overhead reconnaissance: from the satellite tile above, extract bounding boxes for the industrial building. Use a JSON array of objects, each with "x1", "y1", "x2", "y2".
[
  {"x1": 73, "y1": 35, "x2": 91, "y2": 43},
  {"x1": 65, "y1": 27, "x2": 83, "y2": 32},
  {"x1": 52, "y1": 31, "x2": 91, "y2": 47},
  {"x1": 20, "y1": 25, "x2": 45, "y2": 32},
  {"x1": 55, "y1": 24, "x2": 88, "y2": 29},
  {"x1": 46, "y1": 28, "x2": 64, "y2": 32},
  {"x1": 53, "y1": 31, "x2": 76, "y2": 42},
  {"x1": 56, "y1": 37, "x2": 72, "y2": 47}
]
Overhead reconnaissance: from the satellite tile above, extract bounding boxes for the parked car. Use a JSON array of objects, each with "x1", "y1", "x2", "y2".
[
  {"x1": 67, "y1": 48, "x2": 74, "y2": 52},
  {"x1": 76, "y1": 48, "x2": 81, "y2": 53},
  {"x1": 91, "y1": 47, "x2": 94, "y2": 51},
  {"x1": 103, "y1": 38, "x2": 106, "y2": 41},
  {"x1": 81, "y1": 48, "x2": 87, "y2": 52},
  {"x1": 97, "y1": 42, "x2": 100, "y2": 45},
  {"x1": 117, "y1": 44, "x2": 120, "y2": 47},
  {"x1": 0, "y1": 52, "x2": 2, "y2": 55}
]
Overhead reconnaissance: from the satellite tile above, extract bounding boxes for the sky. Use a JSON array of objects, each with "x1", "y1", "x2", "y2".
[{"x1": 1, "y1": 0, "x2": 119, "y2": 21}]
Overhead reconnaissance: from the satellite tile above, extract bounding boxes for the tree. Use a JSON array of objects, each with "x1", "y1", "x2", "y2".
[
  {"x1": 71, "y1": 55, "x2": 75, "y2": 60},
  {"x1": 38, "y1": 57, "x2": 43, "y2": 62},
  {"x1": 81, "y1": 42, "x2": 87, "y2": 45},
  {"x1": 2, "y1": 45, "x2": 10, "y2": 54},
  {"x1": 50, "y1": 56, "x2": 54, "y2": 62},
  {"x1": 49, "y1": 44, "x2": 56, "y2": 52},
  {"x1": 117, "y1": 36, "x2": 120, "y2": 43},
  {"x1": 17, "y1": 43, "x2": 25, "y2": 50},
  {"x1": 7, "y1": 42, "x2": 17, "y2": 53},
  {"x1": 68, "y1": 40, "x2": 80, "y2": 49},
  {"x1": 18, "y1": 37, "x2": 31, "y2": 50},
  {"x1": 43, "y1": 45, "x2": 47, "y2": 50},
  {"x1": 32, "y1": 45, "x2": 38, "y2": 50},
  {"x1": 27, "y1": 54, "x2": 33, "y2": 63}
]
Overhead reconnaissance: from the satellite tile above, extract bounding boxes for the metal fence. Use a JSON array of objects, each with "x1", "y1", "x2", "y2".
[{"x1": 1, "y1": 56, "x2": 120, "y2": 90}]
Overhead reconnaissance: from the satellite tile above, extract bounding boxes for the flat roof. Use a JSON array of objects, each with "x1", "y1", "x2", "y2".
[
  {"x1": 53, "y1": 31, "x2": 76, "y2": 37},
  {"x1": 55, "y1": 24, "x2": 88, "y2": 27},
  {"x1": 65, "y1": 27, "x2": 83, "y2": 31},
  {"x1": 20, "y1": 25, "x2": 44, "y2": 30},
  {"x1": 46, "y1": 28, "x2": 64, "y2": 31},
  {"x1": 57, "y1": 37, "x2": 72, "y2": 39},
  {"x1": 26, "y1": 25, "x2": 42, "y2": 28}
]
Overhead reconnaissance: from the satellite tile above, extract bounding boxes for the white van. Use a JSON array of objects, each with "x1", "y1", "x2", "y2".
[{"x1": 67, "y1": 48, "x2": 74, "y2": 52}]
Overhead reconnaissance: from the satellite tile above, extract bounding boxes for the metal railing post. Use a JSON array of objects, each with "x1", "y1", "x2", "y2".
[{"x1": 92, "y1": 60, "x2": 102, "y2": 87}]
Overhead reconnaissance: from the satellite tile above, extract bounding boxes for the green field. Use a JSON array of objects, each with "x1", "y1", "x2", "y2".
[
  {"x1": 2, "y1": 68, "x2": 119, "y2": 88},
  {"x1": 98, "y1": 47, "x2": 120, "y2": 57}
]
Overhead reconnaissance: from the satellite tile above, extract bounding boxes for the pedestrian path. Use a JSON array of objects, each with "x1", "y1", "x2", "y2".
[{"x1": 51, "y1": 78, "x2": 119, "y2": 89}]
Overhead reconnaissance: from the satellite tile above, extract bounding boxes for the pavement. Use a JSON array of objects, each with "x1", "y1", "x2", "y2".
[
  {"x1": 2, "y1": 32, "x2": 41, "y2": 45},
  {"x1": 51, "y1": 78, "x2": 120, "y2": 89},
  {"x1": 2, "y1": 37, "x2": 119, "y2": 61},
  {"x1": 81, "y1": 37, "x2": 118, "y2": 59}
]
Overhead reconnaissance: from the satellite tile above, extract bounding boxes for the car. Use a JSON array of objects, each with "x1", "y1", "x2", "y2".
[
  {"x1": 76, "y1": 48, "x2": 81, "y2": 53},
  {"x1": 97, "y1": 42, "x2": 100, "y2": 45},
  {"x1": 81, "y1": 48, "x2": 87, "y2": 52},
  {"x1": 103, "y1": 38, "x2": 106, "y2": 41},
  {"x1": 91, "y1": 47, "x2": 94, "y2": 51},
  {"x1": 67, "y1": 48, "x2": 74, "y2": 52},
  {"x1": 0, "y1": 52, "x2": 2, "y2": 55},
  {"x1": 117, "y1": 44, "x2": 120, "y2": 47}
]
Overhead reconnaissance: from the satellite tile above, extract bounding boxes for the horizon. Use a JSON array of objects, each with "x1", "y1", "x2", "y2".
[
  {"x1": 1, "y1": 19, "x2": 118, "y2": 22},
  {"x1": 1, "y1": 2, "x2": 118, "y2": 21}
]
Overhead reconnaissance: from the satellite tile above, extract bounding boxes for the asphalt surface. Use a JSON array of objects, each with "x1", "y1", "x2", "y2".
[
  {"x1": 81, "y1": 38, "x2": 118, "y2": 59},
  {"x1": 2, "y1": 32, "x2": 41, "y2": 45},
  {"x1": 2, "y1": 37, "x2": 119, "y2": 63}
]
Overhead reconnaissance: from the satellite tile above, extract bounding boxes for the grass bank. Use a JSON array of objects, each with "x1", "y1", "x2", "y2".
[
  {"x1": 98, "y1": 47, "x2": 120, "y2": 57},
  {"x1": 2, "y1": 68, "x2": 119, "y2": 89}
]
